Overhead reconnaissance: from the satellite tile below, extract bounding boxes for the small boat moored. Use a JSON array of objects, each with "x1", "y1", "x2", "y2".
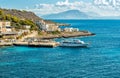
[{"x1": 59, "y1": 39, "x2": 89, "y2": 47}]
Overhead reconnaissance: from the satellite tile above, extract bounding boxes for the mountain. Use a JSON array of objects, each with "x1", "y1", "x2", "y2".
[
  {"x1": 42, "y1": 10, "x2": 89, "y2": 19},
  {"x1": 86, "y1": 12, "x2": 100, "y2": 17}
]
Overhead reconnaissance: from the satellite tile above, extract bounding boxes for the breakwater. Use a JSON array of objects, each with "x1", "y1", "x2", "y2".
[{"x1": 38, "y1": 31, "x2": 95, "y2": 39}]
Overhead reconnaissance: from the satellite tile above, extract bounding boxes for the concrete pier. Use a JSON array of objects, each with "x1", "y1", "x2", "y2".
[
  {"x1": 13, "y1": 41, "x2": 59, "y2": 47},
  {"x1": 13, "y1": 42, "x2": 29, "y2": 46},
  {"x1": 28, "y1": 42, "x2": 59, "y2": 47},
  {"x1": 0, "y1": 42, "x2": 13, "y2": 46}
]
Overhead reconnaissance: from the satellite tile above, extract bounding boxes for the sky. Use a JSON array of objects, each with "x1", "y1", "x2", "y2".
[{"x1": 0, "y1": 0, "x2": 120, "y2": 17}]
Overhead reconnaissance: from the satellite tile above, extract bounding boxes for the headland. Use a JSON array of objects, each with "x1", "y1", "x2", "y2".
[{"x1": 0, "y1": 8, "x2": 95, "y2": 47}]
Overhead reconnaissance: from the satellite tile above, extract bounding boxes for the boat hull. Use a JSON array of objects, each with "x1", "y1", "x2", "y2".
[{"x1": 59, "y1": 43, "x2": 88, "y2": 47}]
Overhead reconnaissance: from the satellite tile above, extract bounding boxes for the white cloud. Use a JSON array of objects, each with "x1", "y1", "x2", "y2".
[
  {"x1": 56, "y1": 0, "x2": 70, "y2": 6},
  {"x1": 26, "y1": 0, "x2": 120, "y2": 17}
]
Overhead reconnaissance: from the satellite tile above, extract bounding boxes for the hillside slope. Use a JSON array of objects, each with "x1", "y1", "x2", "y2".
[
  {"x1": 0, "y1": 8, "x2": 43, "y2": 30},
  {"x1": 1, "y1": 8, "x2": 42, "y2": 21}
]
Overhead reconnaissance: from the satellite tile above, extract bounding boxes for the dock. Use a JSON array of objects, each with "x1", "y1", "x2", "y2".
[
  {"x1": 28, "y1": 42, "x2": 59, "y2": 47},
  {"x1": 13, "y1": 42, "x2": 29, "y2": 46},
  {"x1": 13, "y1": 41, "x2": 60, "y2": 47},
  {"x1": 0, "y1": 42, "x2": 13, "y2": 46}
]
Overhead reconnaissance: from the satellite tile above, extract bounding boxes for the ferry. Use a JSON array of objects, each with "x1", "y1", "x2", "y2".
[{"x1": 59, "y1": 39, "x2": 89, "y2": 47}]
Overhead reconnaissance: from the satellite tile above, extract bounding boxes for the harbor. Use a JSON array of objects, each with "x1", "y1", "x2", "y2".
[
  {"x1": 0, "y1": 17, "x2": 94, "y2": 48},
  {"x1": 0, "y1": 36, "x2": 90, "y2": 48}
]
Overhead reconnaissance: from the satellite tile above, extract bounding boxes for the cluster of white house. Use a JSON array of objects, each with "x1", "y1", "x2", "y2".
[
  {"x1": 0, "y1": 21, "x2": 31, "y2": 38},
  {"x1": 0, "y1": 21, "x2": 12, "y2": 33},
  {"x1": 64, "y1": 27, "x2": 79, "y2": 32},
  {"x1": 0, "y1": 21, "x2": 17, "y2": 38},
  {"x1": 0, "y1": 20, "x2": 79, "y2": 38},
  {"x1": 36, "y1": 20, "x2": 79, "y2": 32},
  {"x1": 36, "y1": 20, "x2": 61, "y2": 32}
]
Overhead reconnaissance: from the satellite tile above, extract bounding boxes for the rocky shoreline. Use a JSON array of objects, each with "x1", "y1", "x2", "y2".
[{"x1": 38, "y1": 31, "x2": 95, "y2": 39}]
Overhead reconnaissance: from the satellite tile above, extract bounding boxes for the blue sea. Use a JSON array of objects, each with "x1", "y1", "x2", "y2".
[{"x1": 0, "y1": 20, "x2": 120, "y2": 78}]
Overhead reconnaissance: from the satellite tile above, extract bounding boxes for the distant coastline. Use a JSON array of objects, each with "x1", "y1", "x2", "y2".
[{"x1": 43, "y1": 18, "x2": 120, "y2": 20}]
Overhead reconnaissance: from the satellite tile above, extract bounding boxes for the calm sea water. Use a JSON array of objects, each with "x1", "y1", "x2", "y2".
[{"x1": 0, "y1": 20, "x2": 120, "y2": 78}]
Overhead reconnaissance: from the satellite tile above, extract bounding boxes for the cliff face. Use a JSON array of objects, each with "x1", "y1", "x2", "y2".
[{"x1": 1, "y1": 9, "x2": 42, "y2": 21}]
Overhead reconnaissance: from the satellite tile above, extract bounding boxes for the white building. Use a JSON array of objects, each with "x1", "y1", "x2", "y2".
[
  {"x1": 64, "y1": 27, "x2": 79, "y2": 32},
  {"x1": 0, "y1": 21, "x2": 12, "y2": 33},
  {"x1": 36, "y1": 20, "x2": 60, "y2": 32},
  {"x1": 0, "y1": 21, "x2": 17, "y2": 38},
  {"x1": 36, "y1": 20, "x2": 46, "y2": 30},
  {"x1": 23, "y1": 25, "x2": 31, "y2": 29}
]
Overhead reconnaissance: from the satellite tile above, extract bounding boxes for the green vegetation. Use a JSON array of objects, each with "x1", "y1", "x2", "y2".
[
  {"x1": 0, "y1": 10, "x2": 3, "y2": 15},
  {"x1": 0, "y1": 9, "x2": 38, "y2": 31},
  {"x1": 38, "y1": 31, "x2": 43, "y2": 35},
  {"x1": 50, "y1": 31, "x2": 61, "y2": 35},
  {"x1": 0, "y1": 10, "x2": 6, "y2": 20}
]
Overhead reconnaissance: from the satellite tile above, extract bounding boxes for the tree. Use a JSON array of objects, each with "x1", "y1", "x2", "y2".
[
  {"x1": 5, "y1": 14, "x2": 11, "y2": 21},
  {"x1": 0, "y1": 10, "x2": 3, "y2": 15},
  {"x1": 11, "y1": 16, "x2": 20, "y2": 23},
  {"x1": 0, "y1": 10, "x2": 5, "y2": 20}
]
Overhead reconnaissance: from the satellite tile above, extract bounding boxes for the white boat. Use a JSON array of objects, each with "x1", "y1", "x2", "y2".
[{"x1": 59, "y1": 39, "x2": 89, "y2": 47}]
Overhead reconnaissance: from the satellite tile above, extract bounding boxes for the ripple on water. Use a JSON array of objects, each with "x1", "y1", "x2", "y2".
[{"x1": 0, "y1": 20, "x2": 120, "y2": 78}]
